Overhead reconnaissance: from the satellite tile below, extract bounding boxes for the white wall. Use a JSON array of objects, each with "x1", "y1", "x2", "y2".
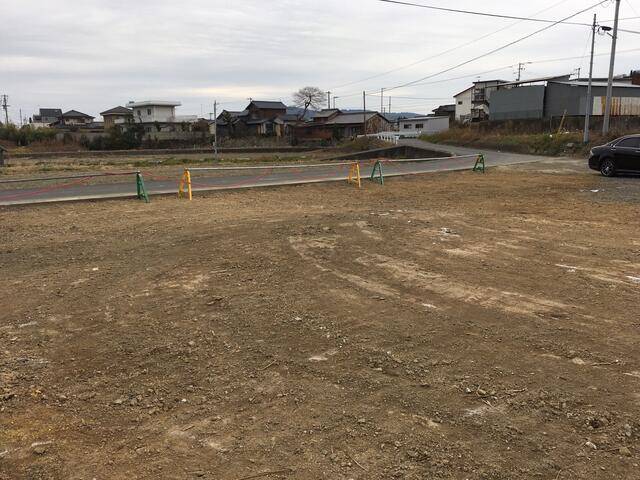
[
  {"x1": 399, "y1": 117, "x2": 449, "y2": 135},
  {"x1": 455, "y1": 88, "x2": 472, "y2": 121},
  {"x1": 132, "y1": 105, "x2": 176, "y2": 123}
]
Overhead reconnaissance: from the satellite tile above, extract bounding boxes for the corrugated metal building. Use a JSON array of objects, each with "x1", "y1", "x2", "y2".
[{"x1": 490, "y1": 78, "x2": 640, "y2": 120}]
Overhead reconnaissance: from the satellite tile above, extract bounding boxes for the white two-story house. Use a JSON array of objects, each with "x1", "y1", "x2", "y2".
[
  {"x1": 127, "y1": 100, "x2": 182, "y2": 124},
  {"x1": 125, "y1": 100, "x2": 198, "y2": 139}
]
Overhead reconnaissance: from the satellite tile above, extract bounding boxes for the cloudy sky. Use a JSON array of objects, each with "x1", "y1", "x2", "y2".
[{"x1": 1, "y1": 0, "x2": 639, "y2": 122}]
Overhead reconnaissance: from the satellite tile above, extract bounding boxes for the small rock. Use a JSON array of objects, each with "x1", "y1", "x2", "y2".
[
  {"x1": 619, "y1": 446, "x2": 632, "y2": 457},
  {"x1": 357, "y1": 418, "x2": 366, "y2": 424},
  {"x1": 33, "y1": 445, "x2": 47, "y2": 455},
  {"x1": 113, "y1": 398, "x2": 124, "y2": 405},
  {"x1": 585, "y1": 441, "x2": 597, "y2": 450}
]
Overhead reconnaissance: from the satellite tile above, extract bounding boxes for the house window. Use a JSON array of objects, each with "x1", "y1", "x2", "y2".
[
  {"x1": 137, "y1": 110, "x2": 142, "y2": 116},
  {"x1": 403, "y1": 124, "x2": 412, "y2": 129},
  {"x1": 414, "y1": 123, "x2": 424, "y2": 129},
  {"x1": 147, "y1": 108, "x2": 152, "y2": 115},
  {"x1": 457, "y1": 101, "x2": 463, "y2": 105}
]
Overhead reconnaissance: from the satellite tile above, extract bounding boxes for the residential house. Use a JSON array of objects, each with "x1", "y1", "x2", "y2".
[
  {"x1": 100, "y1": 106, "x2": 133, "y2": 129},
  {"x1": 216, "y1": 109, "x2": 246, "y2": 137},
  {"x1": 294, "y1": 110, "x2": 391, "y2": 141},
  {"x1": 246, "y1": 100, "x2": 287, "y2": 120},
  {"x1": 126, "y1": 100, "x2": 199, "y2": 140},
  {"x1": 273, "y1": 113, "x2": 300, "y2": 138},
  {"x1": 30, "y1": 108, "x2": 62, "y2": 128},
  {"x1": 311, "y1": 109, "x2": 341, "y2": 123},
  {"x1": 470, "y1": 79, "x2": 507, "y2": 122},
  {"x1": 453, "y1": 86, "x2": 473, "y2": 123},
  {"x1": 489, "y1": 75, "x2": 640, "y2": 120},
  {"x1": 399, "y1": 116, "x2": 449, "y2": 136},
  {"x1": 454, "y1": 80, "x2": 507, "y2": 123},
  {"x1": 127, "y1": 100, "x2": 181, "y2": 124},
  {"x1": 56, "y1": 110, "x2": 95, "y2": 127},
  {"x1": 216, "y1": 100, "x2": 289, "y2": 137},
  {"x1": 431, "y1": 104, "x2": 456, "y2": 122}
]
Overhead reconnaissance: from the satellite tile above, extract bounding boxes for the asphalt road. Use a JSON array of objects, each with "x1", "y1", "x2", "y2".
[{"x1": 0, "y1": 141, "x2": 551, "y2": 206}]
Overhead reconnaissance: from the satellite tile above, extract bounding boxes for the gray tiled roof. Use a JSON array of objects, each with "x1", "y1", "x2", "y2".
[
  {"x1": 327, "y1": 112, "x2": 382, "y2": 125},
  {"x1": 250, "y1": 101, "x2": 287, "y2": 110},
  {"x1": 62, "y1": 110, "x2": 94, "y2": 119},
  {"x1": 40, "y1": 108, "x2": 62, "y2": 117},
  {"x1": 100, "y1": 106, "x2": 133, "y2": 116},
  {"x1": 313, "y1": 109, "x2": 340, "y2": 118}
]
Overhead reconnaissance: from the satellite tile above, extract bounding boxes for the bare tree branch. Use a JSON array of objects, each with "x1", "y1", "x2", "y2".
[{"x1": 292, "y1": 86, "x2": 325, "y2": 121}]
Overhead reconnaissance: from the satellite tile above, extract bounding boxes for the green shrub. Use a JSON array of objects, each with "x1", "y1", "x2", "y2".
[{"x1": 0, "y1": 124, "x2": 57, "y2": 146}]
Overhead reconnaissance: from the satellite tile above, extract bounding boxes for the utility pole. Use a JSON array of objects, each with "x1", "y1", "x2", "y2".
[
  {"x1": 380, "y1": 88, "x2": 384, "y2": 114},
  {"x1": 603, "y1": 0, "x2": 621, "y2": 135},
  {"x1": 584, "y1": 14, "x2": 597, "y2": 144},
  {"x1": 326, "y1": 91, "x2": 331, "y2": 109},
  {"x1": 213, "y1": 100, "x2": 218, "y2": 160},
  {"x1": 388, "y1": 96, "x2": 391, "y2": 115},
  {"x1": 1, "y1": 95, "x2": 9, "y2": 125},
  {"x1": 363, "y1": 91, "x2": 367, "y2": 136},
  {"x1": 516, "y1": 62, "x2": 532, "y2": 82},
  {"x1": 333, "y1": 96, "x2": 338, "y2": 109}
]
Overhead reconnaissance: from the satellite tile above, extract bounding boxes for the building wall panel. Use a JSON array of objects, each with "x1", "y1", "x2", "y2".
[{"x1": 592, "y1": 96, "x2": 640, "y2": 116}]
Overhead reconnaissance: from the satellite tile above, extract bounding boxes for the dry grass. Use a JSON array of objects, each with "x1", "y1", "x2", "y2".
[{"x1": 421, "y1": 127, "x2": 633, "y2": 156}]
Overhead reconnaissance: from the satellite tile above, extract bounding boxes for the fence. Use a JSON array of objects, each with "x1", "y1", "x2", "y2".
[
  {"x1": 178, "y1": 161, "x2": 362, "y2": 200},
  {"x1": 177, "y1": 154, "x2": 483, "y2": 200},
  {"x1": 0, "y1": 170, "x2": 149, "y2": 204}
]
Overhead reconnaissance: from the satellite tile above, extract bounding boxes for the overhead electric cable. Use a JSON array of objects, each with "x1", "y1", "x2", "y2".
[
  {"x1": 330, "y1": 0, "x2": 572, "y2": 90},
  {"x1": 378, "y1": 0, "x2": 612, "y2": 94},
  {"x1": 377, "y1": 0, "x2": 640, "y2": 34}
]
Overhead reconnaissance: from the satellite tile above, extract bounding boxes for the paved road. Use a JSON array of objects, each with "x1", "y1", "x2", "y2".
[{"x1": 0, "y1": 141, "x2": 552, "y2": 206}]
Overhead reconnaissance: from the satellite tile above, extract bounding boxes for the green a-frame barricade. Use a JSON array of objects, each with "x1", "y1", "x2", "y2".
[
  {"x1": 370, "y1": 160, "x2": 384, "y2": 185},
  {"x1": 136, "y1": 172, "x2": 150, "y2": 203},
  {"x1": 473, "y1": 154, "x2": 485, "y2": 173}
]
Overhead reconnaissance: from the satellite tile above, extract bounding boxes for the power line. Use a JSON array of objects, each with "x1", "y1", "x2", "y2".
[
  {"x1": 330, "y1": 0, "x2": 572, "y2": 91},
  {"x1": 377, "y1": 0, "x2": 640, "y2": 34},
  {"x1": 378, "y1": 0, "x2": 611, "y2": 94},
  {"x1": 332, "y1": 43, "x2": 640, "y2": 110}
]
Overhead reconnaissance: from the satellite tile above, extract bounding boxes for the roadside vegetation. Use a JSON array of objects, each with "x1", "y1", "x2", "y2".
[
  {"x1": 420, "y1": 127, "x2": 631, "y2": 157},
  {"x1": 336, "y1": 136, "x2": 389, "y2": 152},
  {"x1": 0, "y1": 124, "x2": 58, "y2": 147}
]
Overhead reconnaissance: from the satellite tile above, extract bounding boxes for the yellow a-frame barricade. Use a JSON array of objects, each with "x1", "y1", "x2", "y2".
[
  {"x1": 347, "y1": 163, "x2": 361, "y2": 189},
  {"x1": 178, "y1": 169, "x2": 192, "y2": 200}
]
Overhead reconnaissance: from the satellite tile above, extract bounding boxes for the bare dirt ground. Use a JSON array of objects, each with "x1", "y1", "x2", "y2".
[{"x1": 1, "y1": 163, "x2": 639, "y2": 479}]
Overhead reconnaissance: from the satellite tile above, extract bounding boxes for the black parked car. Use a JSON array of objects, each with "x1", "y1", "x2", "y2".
[{"x1": 589, "y1": 134, "x2": 640, "y2": 177}]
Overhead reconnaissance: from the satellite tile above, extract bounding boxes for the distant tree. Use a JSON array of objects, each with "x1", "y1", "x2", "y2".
[
  {"x1": 292, "y1": 86, "x2": 325, "y2": 121},
  {"x1": 221, "y1": 111, "x2": 236, "y2": 137}
]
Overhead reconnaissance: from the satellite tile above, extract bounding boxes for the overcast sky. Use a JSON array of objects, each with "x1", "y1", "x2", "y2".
[{"x1": 1, "y1": 0, "x2": 639, "y2": 122}]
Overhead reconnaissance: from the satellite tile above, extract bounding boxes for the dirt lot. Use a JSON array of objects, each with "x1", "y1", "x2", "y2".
[{"x1": 1, "y1": 164, "x2": 639, "y2": 479}]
